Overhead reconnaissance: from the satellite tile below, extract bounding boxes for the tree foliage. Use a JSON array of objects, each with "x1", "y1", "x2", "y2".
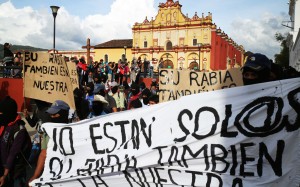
[{"x1": 274, "y1": 32, "x2": 290, "y2": 67}]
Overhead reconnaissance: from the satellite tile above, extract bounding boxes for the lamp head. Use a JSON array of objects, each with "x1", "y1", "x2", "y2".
[{"x1": 50, "y1": 6, "x2": 60, "y2": 18}]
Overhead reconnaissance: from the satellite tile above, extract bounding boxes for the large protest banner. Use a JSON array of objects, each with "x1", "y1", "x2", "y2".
[
  {"x1": 159, "y1": 68, "x2": 244, "y2": 102},
  {"x1": 31, "y1": 78, "x2": 300, "y2": 187},
  {"x1": 24, "y1": 52, "x2": 75, "y2": 109}
]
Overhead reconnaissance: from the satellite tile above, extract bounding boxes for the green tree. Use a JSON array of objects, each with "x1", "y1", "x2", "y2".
[{"x1": 274, "y1": 32, "x2": 289, "y2": 67}]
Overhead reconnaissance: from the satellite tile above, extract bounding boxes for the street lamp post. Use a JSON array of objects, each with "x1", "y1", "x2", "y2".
[
  {"x1": 124, "y1": 46, "x2": 127, "y2": 61},
  {"x1": 50, "y1": 6, "x2": 60, "y2": 53},
  {"x1": 197, "y1": 43, "x2": 202, "y2": 70}
]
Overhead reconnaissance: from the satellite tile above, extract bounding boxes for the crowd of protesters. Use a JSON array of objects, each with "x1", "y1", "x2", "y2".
[{"x1": 71, "y1": 56, "x2": 159, "y2": 115}]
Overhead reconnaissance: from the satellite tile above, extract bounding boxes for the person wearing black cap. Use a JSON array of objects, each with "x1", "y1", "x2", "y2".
[
  {"x1": 3, "y1": 43, "x2": 13, "y2": 58},
  {"x1": 28, "y1": 100, "x2": 69, "y2": 186},
  {"x1": 242, "y1": 53, "x2": 272, "y2": 85},
  {"x1": 0, "y1": 96, "x2": 32, "y2": 187}
]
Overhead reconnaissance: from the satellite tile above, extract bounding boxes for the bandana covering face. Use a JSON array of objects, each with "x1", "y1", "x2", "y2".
[{"x1": 0, "y1": 115, "x2": 21, "y2": 136}]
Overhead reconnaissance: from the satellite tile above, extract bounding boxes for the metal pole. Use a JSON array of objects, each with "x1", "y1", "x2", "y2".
[
  {"x1": 50, "y1": 6, "x2": 59, "y2": 53},
  {"x1": 53, "y1": 16, "x2": 56, "y2": 53},
  {"x1": 198, "y1": 46, "x2": 200, "y2": 70}
]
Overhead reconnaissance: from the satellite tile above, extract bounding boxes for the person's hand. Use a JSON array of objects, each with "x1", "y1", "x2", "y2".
[
  {"x1": 28, "y1": 176, "x2": 37, "y2": 187},
  {"x1": 23, "y1": 108, "x2": 29, "y2": 118},
  {"x1": 0, "y1": 175, "x2": 6, "y2": 187}
]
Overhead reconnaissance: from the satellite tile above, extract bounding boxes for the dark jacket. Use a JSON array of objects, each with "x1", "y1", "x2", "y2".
[
  {"x1": 0, "y1": 118, "x2": 31, "y2": 178},
  {"x1": 3, "y1": 47, "x2": 13, "y2": 58}
]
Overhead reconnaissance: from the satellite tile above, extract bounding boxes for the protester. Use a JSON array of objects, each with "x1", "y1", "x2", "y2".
[
  {"x1": 23, "y1": 99, "x2": 52, "y2": 167},
  {"x1": 141, "y1": 88, "x2": 151, "y2": 106},
  {"x1": 118, "y1": 62, "x2": 125, "y2": 85},
  {"x1": 149, "y1": 60, "x2": 154, "y2": 78},
  {"x1": 28, "y1": 100, "x2": 70, "y2": 186},
  {"x1": 111, "y1": 84, "x2": 125, "y2": 111},
  {"x1": 140, "y1": 82, "x2": 151, "y2": 106},
  {"x1": 3, "y1": 43, "x2": 13, "y2": 58},
  {"x1": 148, "y1": 94, "x2": 159, "y2": 105},
  {"x1": 24, "y1": 99, "x2": 52, "y2": 131},
  {"x1": 85, "y1": 82, "x2": 95, "y2": 111},
  {"x1": 73, "y1": 88, "x2": 89, "y2": 121},
  {"x1": 94, "y1": 84, "x2": 117, "y2": 113},
  {"x1": 77, "y1": 58, "x2": 88, "y2": 86},
  {"x1": 123, "y1": 62, "x2": 130, "y2": 84},
  {"x1": 127, "y1": 83, "x2": 141, "y2": 110},
  {"x1": 136, "y1": 57, "x2": 142, "y2": 84},
  {"x1": 143, "y1": 58, "x2": 149, "y2": 78},
  {"x1": 129, "y1": 98, "x2": 142, "y2": 109},
  {"x1": 241, "y1": 53, "x2": 271, "y2": 85},
  {"x1": 3, "y1": 43, "x2": 14, "y2": 78},
  {"x1": 283, "y1": 66, "x2": 300, "y2": 79},
  {"x1": 12, "y1": 56, "x2": 22, "y2": 78},
  {"x1": 107, "y1": 62, "x2": 114, "y2": 82},
  {"x1": 268, "y1": 62, "x2": 284, "y2": 81},
  {"x1": 87, "y1": 95, "x2": 108, "y2": 118},
  {"x1": 130, "y1": 59, "x2": 138, "y2": 84},
  {"x1": 150, "y1": 81, "x2": 158, "y2": 95},
  {"x1": 0, "y1": 96, "x2": 32, "y2": 187}
]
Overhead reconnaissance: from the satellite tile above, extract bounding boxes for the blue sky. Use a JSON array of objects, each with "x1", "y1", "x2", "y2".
[{"x1": 0, "y1": 0, "x2": 290, "y2": 59}]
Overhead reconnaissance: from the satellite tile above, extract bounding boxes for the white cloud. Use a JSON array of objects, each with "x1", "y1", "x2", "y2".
[
  {"x1": 0, "y1": 2, "x2": 49, "y2": 46},
  {"x1": 230, "y1": 12, "x2": 289, "y2": 59},
  {"x1": 82, "y1": 0, "x2": 156, "y2": 44},
  {"x1": 0, "y1": 0, "x2": 156, "y2": 50}
]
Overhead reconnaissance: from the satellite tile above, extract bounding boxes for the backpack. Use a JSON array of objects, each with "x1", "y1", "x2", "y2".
[{"x1": 7, "y1": 120, "x2": 32, "y2": 163}]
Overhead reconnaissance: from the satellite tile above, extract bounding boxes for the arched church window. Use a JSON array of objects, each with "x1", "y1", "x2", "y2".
[
  {"x1": 104, "y1": 54, "x2": 108, "y2": 62},
  {"x1": 166, "y1": 41, "x2": 172, "y2": 51}
]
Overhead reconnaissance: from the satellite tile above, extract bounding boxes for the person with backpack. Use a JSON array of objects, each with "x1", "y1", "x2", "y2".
[{"x1": 0, "y1": 96, "x2": 32, "y2": 187}]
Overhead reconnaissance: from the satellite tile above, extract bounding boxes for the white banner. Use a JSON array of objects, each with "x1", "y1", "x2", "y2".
[{"x1": 31, "y1": 78, "x2": 300, "y2": 187}]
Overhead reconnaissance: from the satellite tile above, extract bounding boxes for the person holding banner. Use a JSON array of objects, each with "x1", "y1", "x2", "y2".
[
  {"x1": 28, "y1": 100, "x2": 70, "y2": 186},
  {"x1": 242, "y1": 53, "x2": 272, "y2": 85}
]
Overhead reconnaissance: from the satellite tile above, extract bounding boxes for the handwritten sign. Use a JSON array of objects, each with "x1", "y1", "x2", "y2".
[
  {"x1": 159, "y1": 68, "x2": 244, "y2": 102},
  {"x1": 30, "y1": 78, "x2": 300, "y2": 187},
  {"x1": 24, "y1": 52, "x2": 75, "y2": 109},
  {"x1": 66, "y1": 61, "x2": 79, "y2": 90}
]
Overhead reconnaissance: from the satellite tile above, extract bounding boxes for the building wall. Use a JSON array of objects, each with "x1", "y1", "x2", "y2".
[
  {"x1": 94, "y1": 48, "x2": 133, "y2": 63},
  {"x1": 290, "y1": 29, "x2": 300, "y2": 71},
  {"x1": 0, "y1": 78, "x2": 28, "y2": 112},
  {"x1": 289, "y1": 0, "x2": 300, "y2": 71}
]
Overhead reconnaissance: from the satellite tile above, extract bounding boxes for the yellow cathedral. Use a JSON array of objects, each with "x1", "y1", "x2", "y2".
[{"x1": 94, "y1": 0, "x2": 244, "y2": 72}]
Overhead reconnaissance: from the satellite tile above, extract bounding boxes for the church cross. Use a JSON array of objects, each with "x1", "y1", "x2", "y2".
[{"x1": 82, "y1": 38, "x2": 95, "y2": 65}]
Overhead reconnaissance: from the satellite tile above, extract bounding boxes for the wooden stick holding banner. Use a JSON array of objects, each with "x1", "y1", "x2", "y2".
[{"x1": 22, "y1": 51, "x2": 26, "y2": 111}]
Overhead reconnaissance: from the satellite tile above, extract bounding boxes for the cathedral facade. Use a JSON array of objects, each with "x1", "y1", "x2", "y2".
[{"x1": 95, "y1": 0, "x2": 244, "y2": 71}]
